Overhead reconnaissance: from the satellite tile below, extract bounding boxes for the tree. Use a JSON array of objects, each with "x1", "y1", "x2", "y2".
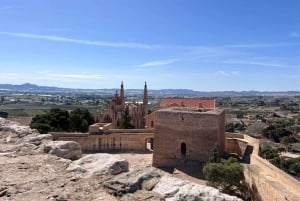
[
  {"x1": 209, "y1": 144, "x2": 221, "y2": 163},
  {"x1": 281, "y1": 136, "x2": 297, "y2": 151},
  {"x1": 225, "y1": 123, "x2": 235, "y2": 132},
  {"x1": 30, "y1": 114, "x2": 51, "y2": 134},
  {"x1": 121, "y1": 106, "x2": 134, "y2": 129},
  {"x1": 203, "y1": 158, "x2": 247, "y2": 198},
  {"x1": 259, "y1": 146, "x2": 279, "y2": 159},
  {"x1": 236, "y1": 111, "x2": 245, "y2": 119},
  {"x1": 48, "y1": 108, "x2": 70, "y2": 132},
  {"x1": 30, "y1": 107, "x2": 94, "y2": 133},
  {"x1": 225, "y1": 122, "x2": 245, "y2": 133},
  {"x1": 69, "y1": 108, "x2": 94, "y2": 132}
]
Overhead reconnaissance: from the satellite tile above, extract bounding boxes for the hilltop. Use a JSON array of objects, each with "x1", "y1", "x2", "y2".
[{"x1": 1, "y1": 83, "x2": 300, "y2": 97}]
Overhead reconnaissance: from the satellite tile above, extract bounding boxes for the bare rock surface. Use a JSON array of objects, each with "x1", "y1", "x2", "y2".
[
  {"x1": 0, "y1": 151, "x2": 117, "y2": 201},
  {"x1": 152, "y1": 176, "x2": 243, "y2": 201},
  {"x1": 104, "y1": 167, "x2": 161, "y2": 196},
  {"x1": 67, "y1": 153, "x2": 129, "y2": 176},
  {"x1": 43, "y1": 141, "x2": 82, "y2": 160},
  {"x1": 23, "y1": 134, "x2": 53, "y2": 145},
  {"x1": 0, "y1": 129, "x2": 117, "y2": 201},
  {"x1": 0, "y1": 117, "x2": 35, "y2": 138},
  {"x1": 120, "y1": 190, "x2": 164, "y2": 201}
]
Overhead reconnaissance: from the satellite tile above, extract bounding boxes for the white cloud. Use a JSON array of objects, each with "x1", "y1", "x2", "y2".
[
  {"x1": 0, "y1": 32, "x2": 163, "y2": 49},
  {"x1": 46, "y1": 73, "x2": 104, "y2": 80},
  {"x1": 217, "y1": 71, "x2": 230, "y2": 76},
  {"x1": 1, "y1": 31, "x2": 300, "y2": 52},
  {"x1": 138, "y1": 58, "x2": 180, "y2": 67},
  {"x1": 216, "y1": 71, "x2": 240, "y2": 77},
  {"x1": 290, "y1": 32, "x2": 300, "y2": 38},
  {"x1": 221, "y1": 57, "x2": 298, "y2": 68},
  {"x1": 226, "y1": 42, "x2": 300, "y2": 48}
]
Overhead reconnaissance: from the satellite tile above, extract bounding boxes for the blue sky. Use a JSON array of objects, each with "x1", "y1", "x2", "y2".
[{"x1": 0, "y1": 0, "x2": 300, "y2": 91}]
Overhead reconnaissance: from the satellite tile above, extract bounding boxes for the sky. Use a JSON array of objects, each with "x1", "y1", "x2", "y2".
[{"x1": 0, "y1": 0, "x2": 300, "y2": 91}]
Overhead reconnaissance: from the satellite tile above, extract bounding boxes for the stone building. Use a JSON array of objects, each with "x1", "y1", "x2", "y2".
[
  {"x1": 95, "y1": 82, "x2": 148, "y2": 129},
  {"x1": 145, "y1": 98, "x2": 215, "y2": 129},
  {"x1": 153, "y1": 107, "x2": 225, "y2": 167}
]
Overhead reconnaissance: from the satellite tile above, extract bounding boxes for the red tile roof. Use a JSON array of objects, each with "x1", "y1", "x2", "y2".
[{"x1": 160, "y1": 98, "x2": 215, "y2": 109}]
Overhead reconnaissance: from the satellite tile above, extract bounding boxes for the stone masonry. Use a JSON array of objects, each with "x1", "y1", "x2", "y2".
[{"x1": 153, "y1": 107, "x2": 225, "y2": 167}]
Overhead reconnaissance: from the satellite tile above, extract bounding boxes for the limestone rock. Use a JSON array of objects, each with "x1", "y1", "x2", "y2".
[
  {"x1": 67, "y1": 153, "x2": 128, "y2": 176},
  {"x1": 16, "y1": 142, "x2": 38, "y2": 153},
  {"x1": 23, "y1": 134, "x2": 53, "y2": 145},
  {"x1": 152, "y1": 176, "x2": 242, "y2": 201},
  {"x1": 44, "y1": 141, "x2": 82, "y2": 160},
  {"x1": 120, "y1": 190, "x2": 164, "y2": 201},
  {"x1": 104, "y1": 167, "x2": 160, "y2": 196},
  {"x1": 0, "y1": 118, "x2": 35, "y2": 137},
  {"x1": 0, "y1": 187, "x2": 8, "y2": 197}
]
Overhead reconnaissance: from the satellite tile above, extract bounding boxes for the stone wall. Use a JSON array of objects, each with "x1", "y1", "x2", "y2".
[
  {"x1": 245, "y1": 155, "x2": 300, "y2": 201},
  {"x1": 50, "y1": 130, "x2": 153, "y2": 152},
  {"x1": 224, "y1": 133, "x2": 300, "y2": 201},
  {"x1": 153, "y1": 108, "x2": 225, "y2": 167},
  {"x1": 225, "y1": 138, "x2": 248, "y2": 158}
]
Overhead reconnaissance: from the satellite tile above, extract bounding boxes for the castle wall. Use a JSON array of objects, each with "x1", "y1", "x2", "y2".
[
  {"x1": 224, "y1": 133, "x2": 300, "y2": 201},
  {"x1": 244, "y1": 155, "x2": 300, "y2": 201},
  {"x1": 153, "y1": 109, "x2": 225, "y2": 167},
  {"x1": 50, "y1": 131, "x2": 153, "y2": 152},
  {"x1": 225, "y1": 138, "x2": 248, "y2": 158}
]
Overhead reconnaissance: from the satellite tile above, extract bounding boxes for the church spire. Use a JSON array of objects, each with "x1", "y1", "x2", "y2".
[
  {"x1": 143, "y1": 81, "x2": 148, "y2": 116},
  {"x1": 121, "y1": 81, "x2": 125, "y2": 108}
]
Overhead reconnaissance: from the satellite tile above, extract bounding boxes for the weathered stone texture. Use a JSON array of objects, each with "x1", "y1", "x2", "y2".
[
  {"x1": 51, "y1": 130, "x2": 153, "y2": 152},
  {"x1": 67, "y1": 153, "x2": 129, "y2": 176},
  {"x1": 43, "y1": 141, "x2": 82, "y2": 160},
  {"x1": 153, "y1": 108, "x2": 225, "y2": 167}
]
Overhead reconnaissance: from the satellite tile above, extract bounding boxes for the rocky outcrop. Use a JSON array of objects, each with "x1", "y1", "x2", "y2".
[
  {"x1": 44, "y1": 141, "x2": 82, "y2": 160},
  {"x1": 67, "y1": 153, "x2": 129, "y2": 176},
  {"x1": 152, "y1": 176, "x2": 242, "y2": 201},
  {"x1": 120, "y1": 190, "x2": 164, "y2": 201},
  {"x1": 0, "y1": 117, "x2": 37, "y2": 138},
  {"x1": 104, "y1": 167, "x2": 160, "y2": 196},
  {"x1": 23, "y1": 134, "x2": 53, "y2": 145}
]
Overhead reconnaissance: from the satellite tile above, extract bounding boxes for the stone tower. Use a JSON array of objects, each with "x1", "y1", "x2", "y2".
[
  {"x1": 120, "y1": 81, "x2": 125, "y2": 109},
  {"x1": 143, "y1": 81, "x2": 148, "y2": 116}
]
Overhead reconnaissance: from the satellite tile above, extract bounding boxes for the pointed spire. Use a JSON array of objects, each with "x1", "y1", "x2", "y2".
[
  {"x1": 143, "y1": 81, "x2": 148, "y2": 116},
  {"x1": 121, "y1": 81, "x2": 125, "y2": 108}
]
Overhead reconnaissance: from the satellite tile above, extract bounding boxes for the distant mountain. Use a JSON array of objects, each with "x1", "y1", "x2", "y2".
[
  {"x1": 0, "y1": 83, "x2": 300, "y2": 97},
  {"x1": 0, "y1": 83, "x2": 62, "y2": 92}
]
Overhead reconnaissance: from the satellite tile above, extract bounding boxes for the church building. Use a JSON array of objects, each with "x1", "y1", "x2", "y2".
[{"x1": 95, "y1": 82, "x2": 148, "y2": 129}]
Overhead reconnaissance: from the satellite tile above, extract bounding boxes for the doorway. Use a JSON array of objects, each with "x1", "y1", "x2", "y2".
[{"x1": 181, "y1": 142, "x2": 186, "y2": 156}]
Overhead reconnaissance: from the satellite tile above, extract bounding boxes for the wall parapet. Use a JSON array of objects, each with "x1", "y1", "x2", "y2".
[{"x1": 229, "y1": 133, "x2": 300, "y2": 200}]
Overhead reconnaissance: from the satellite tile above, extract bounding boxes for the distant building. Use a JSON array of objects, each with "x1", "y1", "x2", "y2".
[{"x1": 95, "y1": 82, "x2": 148, "y2": 129}]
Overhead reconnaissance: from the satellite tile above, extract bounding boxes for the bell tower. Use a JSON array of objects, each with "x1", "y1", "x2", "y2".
[
  {"x1": 121, "y1": 81, "x2": 125, "y2": 108},
  {"x1": 143, "y1": 81, "x2": 148, "y2": 116}
]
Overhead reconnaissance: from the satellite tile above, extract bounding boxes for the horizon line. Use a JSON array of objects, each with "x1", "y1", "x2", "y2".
[{"x1": 1, "y1": 82, "x2": 300, "y2": 93}]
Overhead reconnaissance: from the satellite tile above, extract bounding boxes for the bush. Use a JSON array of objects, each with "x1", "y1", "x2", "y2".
[
  {"x1": 259, "y1": 146, "x2": 279, "y2": 159},
  {"x1": 203, "y1": 158, "x2": 248, "y2": 198}
]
